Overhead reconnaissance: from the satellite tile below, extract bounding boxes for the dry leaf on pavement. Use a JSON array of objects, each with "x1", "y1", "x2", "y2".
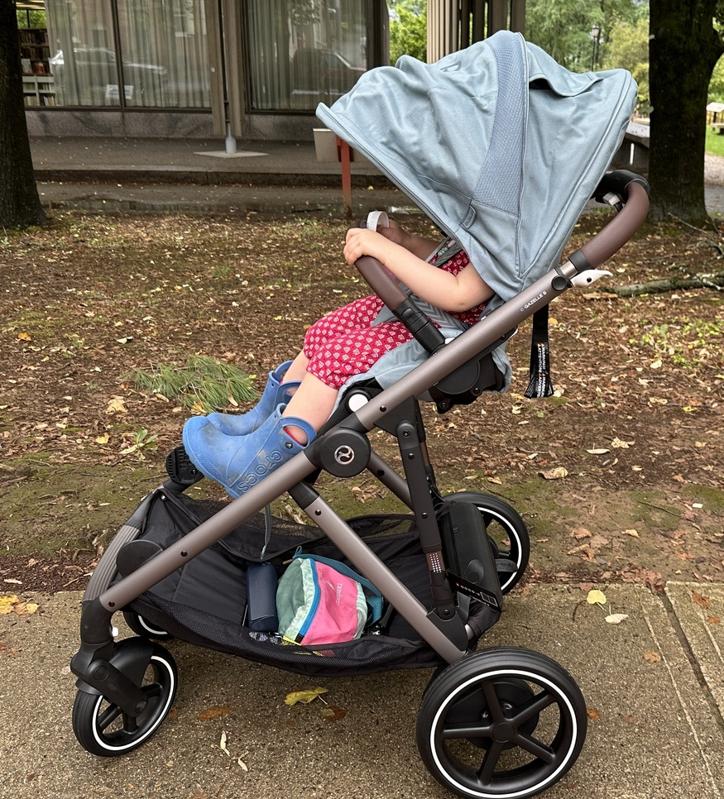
[
  {"x1": 586, "y1": 589, "x2": 607, "y2": 606},
  {"x1": 284, "y1": 687, "x2": 328, "y2": 706}
]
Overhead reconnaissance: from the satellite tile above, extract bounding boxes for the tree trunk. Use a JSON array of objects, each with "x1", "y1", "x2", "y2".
[
  {"x1": 648, "y1": 1, "x2": 723, "y2": 224},
  {"x1": 0, "y1": 1, "x2": 46, "y2": 228}
]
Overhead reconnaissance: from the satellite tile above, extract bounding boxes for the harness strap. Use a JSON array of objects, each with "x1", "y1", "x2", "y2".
[{"x1": 524, "y1": 305, "x2": 555, "y2": 399}]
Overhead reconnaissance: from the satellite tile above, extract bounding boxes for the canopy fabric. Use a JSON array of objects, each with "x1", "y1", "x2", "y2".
[{"x1": 317, "y1": 31, "x2": 637, "y2": 302}]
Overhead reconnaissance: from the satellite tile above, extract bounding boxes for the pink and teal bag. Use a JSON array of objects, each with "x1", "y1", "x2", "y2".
[{"x1": 276, "y1": 553, "x2": 384, "y2": 645}]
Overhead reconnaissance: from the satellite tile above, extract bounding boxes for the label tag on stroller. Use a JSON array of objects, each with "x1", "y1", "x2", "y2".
[{"x1": 448, "y1": 573, "x2": 501, "y2": 610}]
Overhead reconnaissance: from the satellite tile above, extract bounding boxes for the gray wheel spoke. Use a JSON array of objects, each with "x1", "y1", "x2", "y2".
[
  {"x1": 477, "y1": 740, "x2": 504, "y2": 784},
  {"x1": 514, "y1": 732, "x2": 556, "y2": 764},
  {"x1": 510, "y1": 690, "x2": 555, "y2": 725},
  {"x1": 442, "y1": 722, "x2": 494, "y2": 740},
  {"x1": 97, "y1": 704, "x2": 122, "y2": 731}
]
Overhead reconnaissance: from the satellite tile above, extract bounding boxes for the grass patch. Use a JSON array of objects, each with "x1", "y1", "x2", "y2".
[
  {"x1": 129, "y1": 355, "x2": 257, "y2": 413},
  {"x1": 706, "y1": 126, "x2": 724, "y2": 157}
]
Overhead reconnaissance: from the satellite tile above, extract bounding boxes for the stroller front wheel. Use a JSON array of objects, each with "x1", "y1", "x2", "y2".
[
  {"x1": 417, "y1": 647, "x2": 587, "y2": 799},
  {"x1": 72, "y1": 641, "x2": 178, "y2": 757}
]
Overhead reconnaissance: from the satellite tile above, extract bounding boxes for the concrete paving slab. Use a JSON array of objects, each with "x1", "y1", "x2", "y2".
[
  {"x1": 0, "y1": 585, "x2": 722, "y2": 799},
  {"x1": 665, "y1": 582, "x2": 724, "y2": 719}
]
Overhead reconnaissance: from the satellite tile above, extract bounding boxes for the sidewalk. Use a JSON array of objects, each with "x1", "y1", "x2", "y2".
[
  {"x1": 30, "y1": 137, "x2": 384, "y2": 187},
  {"x1": 1, "y1": 583, "x2": 722, "y2": 799}
]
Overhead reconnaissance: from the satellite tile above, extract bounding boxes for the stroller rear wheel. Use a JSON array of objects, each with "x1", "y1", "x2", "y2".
[
  {"x1": 417, "y1": 647, "x2": 587, "y2": 799},
  {"x1": 446, "y1": 492, "x2": 530, "y2": 594},
  {"x1": 72, "y1": 640, "x2": 178, "y2": 756},
  {"x1": 123, "y1": 610, "x2": 173, "y2": 641}
]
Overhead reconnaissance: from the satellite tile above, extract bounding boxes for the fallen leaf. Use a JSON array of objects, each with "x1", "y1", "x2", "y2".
[
  {"x1": 320, "y1": 705, "x2": 347, "y2": 722},
  {"x1": 586, "y1": 448, "x2": 610, "y2": 455},
  {"x1": 706, "y1": 615, "x2": 720, "y2": 625},
  {"x1": 237, "y1": 756, "x2": 248, "y2": 772},
  {"x1": 623, "y1": 529, "x2": 639, "y2": 538},
  {"x1": 105, "y1": 396, "x2": 127, "y2": 415},
  {"x1": 22, "y1": 603, "x2": 38, "y2": 615},
  {"x1": 94, "y1": 434, "x2": 110, "y2": 445},
  {"x1": 17, "y1": 331, "x2": 32, "y2": 341},
  {"x1": 586, "y1": 589, "x2": 607, "y2": 606},
  {"x1": 605, "y1": 613, "x2": 629, "y2": 625},
  {"x1": 643, "y1": 650, "x2": 661, "y2": 664},
  {"x1": 0, "y1": 595, "x2": 20, "y2": 614},
  {"x1": 284, "y1": 687, "x2": 328, "y2": 706},
  {"x1": 486, "y1": 476, "x2": 502, "y2": 485},
  {"x1": 586, "y1": 707, "x2": 601, "y2": 721},
  {"x1": 539, "y1": 466, "x2": 568, "y2": 480},
  {"x1": 219, "y1": 730, "x2": 230, "y2": 756},
  {"x1": 610, "y1": 437, "x2": 633, "y2": 449},
  {"x1": 691, "y1": 591, "x2": 710, "y2": 609},
  {"x1": 650, "y1": 358, "x2": 662, "y2": 369},
  {"x1": 198, "y1": 706, "x2": 231, "y2": 721},
  {"x1": 572, "y1": 527, "x2": 592, "y2": 540},
  {"x1": 2, "y1": 579, "x2": 22, "y2": 585}
]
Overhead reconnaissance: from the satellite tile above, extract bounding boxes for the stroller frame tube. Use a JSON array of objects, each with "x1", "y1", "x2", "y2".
[{"x1": 91, "y1": 262, "x2": 576, "y2": 663}]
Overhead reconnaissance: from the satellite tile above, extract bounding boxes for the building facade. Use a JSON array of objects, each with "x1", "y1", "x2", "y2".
[
  {"x1": 21, "y1": 0, "x2": 389, "y2": 140},
  {"x1": 20, "y1": 0, "x2": 524, "y2": 141}
]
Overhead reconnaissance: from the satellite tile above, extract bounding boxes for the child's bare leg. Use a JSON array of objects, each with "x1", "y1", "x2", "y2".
[
  {"x1": 281, "y1": 351, "x2": 309, "y2": 384},
  {"x1": 282, "y1": 372, "x2": 337, "y2": 443}
]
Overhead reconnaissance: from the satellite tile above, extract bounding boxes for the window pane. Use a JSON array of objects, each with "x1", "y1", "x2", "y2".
[
  {"x1": 116, "y1": 0, "x2": 210, "y2": 108},
  {"x1": 45, "y1": 0, "x2": 120, "y2": 106},
  {"x1": 247, "y1": 0, "x2": 367, "y2": 112}
]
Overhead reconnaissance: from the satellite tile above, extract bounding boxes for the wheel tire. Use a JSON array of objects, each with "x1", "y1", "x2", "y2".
[
  {"x1": 417, "y1": 647, "x2": 587, "y2": 799},
  {"x1": 123, "y1": 610, "x2": 173, "y2": 641},
  {"x1": 446, "y1": 492, "x2": 530, "y2": 594},
  {"x1": 72, "y1": 642, "x2": 178, "y2": 757}
]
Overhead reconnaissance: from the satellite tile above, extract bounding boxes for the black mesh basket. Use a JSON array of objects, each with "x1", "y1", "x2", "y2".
[{"x1": 114, "y1": 488, "x2": 498, "y2": 677}]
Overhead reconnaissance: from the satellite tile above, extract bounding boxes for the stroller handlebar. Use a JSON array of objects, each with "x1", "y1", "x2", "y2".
[
  {"x1": 570, "y1": 170, "x2": 650, "y2": 273},
  {"x1": 355, "y1": 256, "x2": 408, "y2": 309}
]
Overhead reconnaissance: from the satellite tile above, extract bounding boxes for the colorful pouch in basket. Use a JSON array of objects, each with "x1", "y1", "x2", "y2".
[{"x1": 276, "y1": 553, "x2": 383, "y2": 645}]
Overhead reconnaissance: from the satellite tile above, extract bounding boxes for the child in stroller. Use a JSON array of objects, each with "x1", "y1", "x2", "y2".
[
  {"x1": 181, "y1": 217, "x2": 494, "y2": 498},
  {"x1": 69, "y1": 31, "x2": 650, "y2": 799}
]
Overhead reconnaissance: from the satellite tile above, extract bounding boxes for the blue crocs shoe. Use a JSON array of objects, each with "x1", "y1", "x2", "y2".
[
  {"x1": 207, "y1": 361, "x2": 300, "y2": 436},
  {"x1": 183, "y1": 404, "x2": 315, "y2": 498}
]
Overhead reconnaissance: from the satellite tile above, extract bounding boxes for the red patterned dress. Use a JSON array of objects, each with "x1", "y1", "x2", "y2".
[{"x1": 303, "y1": 249, "x2": 485, "y2": 389}]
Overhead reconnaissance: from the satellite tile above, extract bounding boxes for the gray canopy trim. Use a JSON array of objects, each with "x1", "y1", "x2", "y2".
[{"x1": 317, "y1": 30, "x2": 638, "y2": 303}]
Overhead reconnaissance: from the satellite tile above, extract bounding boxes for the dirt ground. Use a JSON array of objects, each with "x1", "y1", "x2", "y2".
[{"x1": 0, "y1": 211, "x2": 722, "y2": 592}]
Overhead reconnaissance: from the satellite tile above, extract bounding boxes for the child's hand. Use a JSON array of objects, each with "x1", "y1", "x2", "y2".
[{"x1": 343, "y1": 228, "x2": 392, "y2": 265}]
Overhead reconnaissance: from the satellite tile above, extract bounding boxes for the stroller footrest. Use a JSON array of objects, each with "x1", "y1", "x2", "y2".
[{"x1": 165, "y1": 445, "x2": 203, "y2": 486}]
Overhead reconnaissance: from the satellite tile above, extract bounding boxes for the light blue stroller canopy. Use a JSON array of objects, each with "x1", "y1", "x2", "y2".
[{"x1": 316, "y1": 30, "x2": 637, "y2": 397}]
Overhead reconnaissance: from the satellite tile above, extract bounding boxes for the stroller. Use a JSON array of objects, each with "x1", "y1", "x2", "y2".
[{"x1": 70, "y1": 32, "x2": 649, "y2": 799}]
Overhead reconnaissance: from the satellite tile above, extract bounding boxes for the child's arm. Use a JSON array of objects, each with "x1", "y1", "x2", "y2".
[{"x1": 344, "y1": 228, "x2": 493, "y2": 313}]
